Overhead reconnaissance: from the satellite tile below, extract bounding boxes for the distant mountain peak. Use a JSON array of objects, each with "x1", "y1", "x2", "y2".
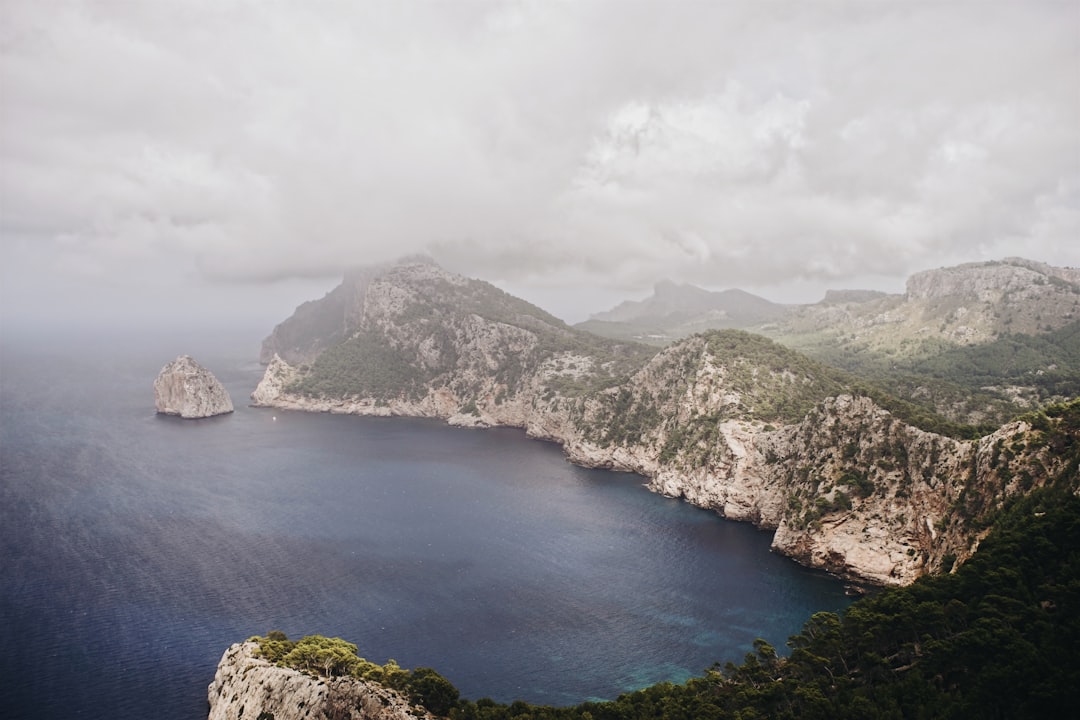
[{"x1": 589, "y1": 281, "x2": 785, "y2": 327}]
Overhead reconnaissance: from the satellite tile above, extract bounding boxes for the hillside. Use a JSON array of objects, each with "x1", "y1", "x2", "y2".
[
  {"x1": 260, "y1": 257, "x2": 652, "y2": 412},
  {"x1": 253, "y1": 258, "x2": 1077, "y2": 587},
  {"x1": 580, "y1": 258, "x2": 1080, "y2": 426}
]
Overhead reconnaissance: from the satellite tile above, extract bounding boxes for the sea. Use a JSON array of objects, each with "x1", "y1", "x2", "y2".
[{"x1": 0, "y1": 329, "x2": 851, "y2": 719}]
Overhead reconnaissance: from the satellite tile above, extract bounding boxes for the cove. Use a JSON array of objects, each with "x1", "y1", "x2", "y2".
[{"x1": 0, "y1": 340, "x2": 851, "y2": 719}]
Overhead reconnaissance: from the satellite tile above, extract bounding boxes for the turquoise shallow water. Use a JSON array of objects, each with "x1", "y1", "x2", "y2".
[{"x1": 0, "y1": 335, "x2": 850, "y2": 718}]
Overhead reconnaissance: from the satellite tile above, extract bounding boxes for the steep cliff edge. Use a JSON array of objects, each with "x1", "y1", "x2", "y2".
[
  {"x1": 253, "y1": 260, "x2": 1080, "y2": 586},
  {"x1": 154, "y1": 355, "x2": 234, "y2": 418},
  {"x1": 208, "y1": 642, "x2": 433, "y2": 720}
]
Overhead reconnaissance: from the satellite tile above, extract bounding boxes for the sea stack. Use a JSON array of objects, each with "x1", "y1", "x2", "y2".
[{"x1": 154, "y1": 355, "x2": 234, "y2": 418}]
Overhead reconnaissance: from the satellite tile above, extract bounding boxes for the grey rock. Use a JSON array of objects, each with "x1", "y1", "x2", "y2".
[
  {"x1": 154, "y1": 355, "x2": 234, "y2": 418},
  {"x1": 207, "y1": 643, "x2": 433, "y2": 720}
]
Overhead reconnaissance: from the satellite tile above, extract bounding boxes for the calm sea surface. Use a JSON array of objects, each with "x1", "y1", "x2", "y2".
[{"x1": 0, "y1": 333, "x2": 850, "y2": 719}]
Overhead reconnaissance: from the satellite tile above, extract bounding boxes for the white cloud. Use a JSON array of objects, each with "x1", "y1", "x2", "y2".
[{"x1": 1, "y1": 0, "x2": 1077, "y2": 326}]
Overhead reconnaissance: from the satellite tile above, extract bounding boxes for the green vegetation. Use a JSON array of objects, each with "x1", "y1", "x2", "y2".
[
  {"x1": 283, "y1": 264, "x2": 1075, "y2": 444},
  {"x1": 574, "y1": 319, "x2": 673, "y2": 347},
  {"x1": 256, "y1": 265, "x2": 1080, "y2": 717},
  {"x1": 701, "y1": 331, "x2": 848, "y2": 423},
  {"x1": 909, "y1": 321, "x2": 1080, "y2": 399},
  {"x1": 246, "y1": 401, "x2": 1080, "y2": 719},
  {"x1": 289, "y1": 330, "x2": 427, "y2": 399},
  {"x1": 580, "y1": 330, "x2": 851, "y2": 451},
  {"x1": 250, "y1": 632, "x2": 460, "y2": 716},
  {"x1": 794, "y1": 322, "x2": 1080, "y2": 430},
  {"x1": 286, "y1": 269, "x2": 652, "y2": 403}
]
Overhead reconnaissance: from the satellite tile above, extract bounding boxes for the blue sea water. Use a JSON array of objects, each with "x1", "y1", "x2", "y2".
[{"x1": 0, "y1": 333, "x2": 850, "y2": 719}]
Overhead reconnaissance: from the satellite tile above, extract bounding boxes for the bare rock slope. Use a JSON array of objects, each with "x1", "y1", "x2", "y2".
[
  {"x1": 208, "y1": 643, "x2": 431, "y2": 720},
  {"x1": 154, "y1": 355, "x2": 234, "y2": 419}
]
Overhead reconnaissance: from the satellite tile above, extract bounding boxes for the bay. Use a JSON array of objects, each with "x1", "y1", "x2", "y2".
[{"x1": 0, "y1": 333, "x2": 850, "y2": 718}]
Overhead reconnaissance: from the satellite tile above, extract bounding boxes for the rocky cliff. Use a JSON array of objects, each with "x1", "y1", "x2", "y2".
[
  {"x1": 782, "y1": 258, "x2": 1080, "y2": 349},
  {"x1": 154, "y1": 355, "x2": 234, "y2": 418},
  {"x1": 253, "y1": 260, "x2": 1079, "y2": 586},
  {"x1": 208, "y1": 643, "x2": 431, "y2": 720}
]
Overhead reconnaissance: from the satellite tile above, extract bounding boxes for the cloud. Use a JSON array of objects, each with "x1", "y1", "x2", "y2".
[{"x1": 2, "y1": 0, "x2": 1077, "y2": 323}]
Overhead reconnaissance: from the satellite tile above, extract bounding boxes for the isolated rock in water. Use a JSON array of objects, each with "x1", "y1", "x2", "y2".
[{"x1": 154, "y1": 355, "x2": 234, "y2": 418}]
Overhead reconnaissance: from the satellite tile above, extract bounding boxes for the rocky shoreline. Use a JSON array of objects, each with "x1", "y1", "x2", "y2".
[
  {"x1": 246, "y1": 259, "x2": 1073, "y2": 588},
  {"x1": 251, "y1": 356, "x2": 1055, "y2": 587}
]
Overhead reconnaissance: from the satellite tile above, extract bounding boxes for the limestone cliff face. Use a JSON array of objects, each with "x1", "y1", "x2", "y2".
[
  {"x1": 251, "y1": 354, "x2": 300, "y2": 406},
  {"x1": 252, "y1": 260, "x2": 1077, "y2": 586},
  {"x1": 907, "y1": 258, "x2": 1080, "y2": 301},
  {"x1": 208, "y1": 643, "x2": 431, "y2": 720},
  {"x1": 783, "y1": 258, "x2": 1080, "y2": 348},
  {"x1": 259, "y1": 259, "x2": 423, "y2": 365},
  {"x1": 154, "y1": 355, "x2": 234, "y2": 418}
]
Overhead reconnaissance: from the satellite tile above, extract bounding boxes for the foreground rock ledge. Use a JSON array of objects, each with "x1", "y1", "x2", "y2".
[
  {"x1": 154, "y1": 355, "x2": 234, "y2": 418},
  {"x1": 207, "y1": 643, "x2": 432, "y2": 720}
]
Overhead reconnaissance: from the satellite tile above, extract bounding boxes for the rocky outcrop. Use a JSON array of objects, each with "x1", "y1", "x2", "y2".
[
  {"x1": 252, "y1": 260, "x2": 1079, "y2": 586},
  {"x1": 207, "y1": 643, "x2": 430, "y2": 720},
  {"x1": 154, "y1": 355, "x2": 233, "y2": 418},
  {"x1": 906, "y1": 258, "x2": 1080, "y2": 301},
  {"x1": 259, "y1": 260, "x2": 420, "y2": 365},
  {"x1": 251, "y1": 353, "x2": 300, "y2": 406},
  {"x1": 782, "y1": 257, "x2": 1080, "y2": 347}
]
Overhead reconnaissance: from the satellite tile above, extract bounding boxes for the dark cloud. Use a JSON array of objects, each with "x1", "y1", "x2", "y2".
[{"x1": 2, "y1": 0, "x2": 1077, "y2": 326}]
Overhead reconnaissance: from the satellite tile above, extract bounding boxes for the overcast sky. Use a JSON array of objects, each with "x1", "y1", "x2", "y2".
[{"x1": 2, "y1": 0, "x2": 1078, "y2": 335}]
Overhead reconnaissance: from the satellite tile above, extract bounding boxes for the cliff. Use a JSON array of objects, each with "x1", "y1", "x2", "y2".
[
  {"x1": 780, "y1": 257, "x2": 1080, "y2": 348},
  {"x1": 253, "y1": 259, "x2": 1080, "y2": 586},
  {"x1": 208, "y1": 643, "x2": 432, "y2": 720},
  {"x1": 154, "y1": 355, "x2": 234, "y2": 419}
]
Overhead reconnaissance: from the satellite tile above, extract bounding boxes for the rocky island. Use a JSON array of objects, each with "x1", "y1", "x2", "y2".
[{"x1": 154, "y1": 355, "x2": 234, "y2": 418}]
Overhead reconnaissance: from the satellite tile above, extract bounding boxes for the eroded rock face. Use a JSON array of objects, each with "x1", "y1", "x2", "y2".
[
  {"x1": 154, "y1": 355, "x2": 234, "y2": 418},
  {"x1": 250, "y1": 353, "x2": 299, "y2": 406},
  {"x1": 207, "y1": 643, "x2": 431, "y2": 720}
]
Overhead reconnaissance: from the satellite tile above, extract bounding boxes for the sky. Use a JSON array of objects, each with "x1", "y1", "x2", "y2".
[{"x1": 2, "y1": 0, "x2": 1078, "y2": 335}]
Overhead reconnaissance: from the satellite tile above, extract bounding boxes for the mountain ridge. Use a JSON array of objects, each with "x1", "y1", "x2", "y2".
[
  {"x1": 581, "y1": 256, "x2": 1080, "y2": 345},
  {"x1": 252, "y1": 258, "x2": 1079, "y2": 587},
  {"x1": 578, "y1": 257, "x2": 1080, "y2": 425}
]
